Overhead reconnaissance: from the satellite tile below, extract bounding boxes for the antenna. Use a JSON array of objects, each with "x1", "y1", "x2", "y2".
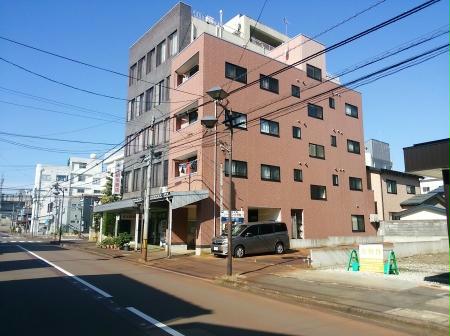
[{"x1": 283, "y1": 17, "x2": 290, "y2": 36}]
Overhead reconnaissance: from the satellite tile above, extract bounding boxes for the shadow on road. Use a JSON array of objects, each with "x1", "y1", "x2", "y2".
[
  {"x1": 0, "y1": 259, "x2": 50, "y2": 272},
  {"x1": 424, "y1": 272, "x2": 449, "y2": 285}
]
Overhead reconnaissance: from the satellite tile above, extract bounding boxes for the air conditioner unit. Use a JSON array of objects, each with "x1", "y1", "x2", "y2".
[
  {"x1": 160, "y1": 186, "x2": 168, "y2": 194},
  {"x1": 369, "y1": 214, "x2": 379, "y2": 223}
]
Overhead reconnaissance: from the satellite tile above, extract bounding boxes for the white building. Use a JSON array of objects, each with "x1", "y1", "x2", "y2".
[{"x1": 420, "y1": 176, "x2": 444, "y2": 194}]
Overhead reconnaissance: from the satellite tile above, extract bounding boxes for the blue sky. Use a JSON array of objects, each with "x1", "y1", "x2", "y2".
[{"x1": 0, "y1": 0, "x2": 448, "y2": 189}]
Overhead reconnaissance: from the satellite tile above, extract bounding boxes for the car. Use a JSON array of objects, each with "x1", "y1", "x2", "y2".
[{"x1": 211, "y1": 221, "x2": 290, "y2": 258}]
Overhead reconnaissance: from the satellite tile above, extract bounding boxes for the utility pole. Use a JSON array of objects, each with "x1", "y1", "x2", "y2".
[{"x1": 142, "y1": 118, "x2": 155, "y2": 261}]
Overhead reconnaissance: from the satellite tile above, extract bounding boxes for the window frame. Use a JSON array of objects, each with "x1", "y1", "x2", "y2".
[
  {"x1": 329, "y1": 97, "x2": 335, "y2": 109},
  {"x1": 349, "y1": 177, "x2": 363, "y2": 191},
  {"x1": 309, "y1": 143, "x2": 325, "y2": 160},
  {"x1": 224, "y1": 159, "x2": 248, "y2": 178},
  {"x1": 292, "y1": 126, "x2": 301, "y2": 139},
  {"x1": 332, "y1": 174, "x2": 339, "y2": 186},
  {"x1": 306, "y1": 64, "x2": 322, "y2": 81},
  {"x1": 345, "y1": 103, "x2": 359, "y2": 118},
  {"x1": 310, "y1": 184, "x2": 327, "y2": 201},
  {"x1": 293, "y1": 169, "x2": 303, "y2": 182},
  {"x1": 351, "y1": 215, "x2": 365, "y2": 232},
  {"x1": 261, "y1": 164, "x2": 281, "y2": 182},
  {"x1": 260, "y1": 74, "x2": 279, "y2": 94},
  {"x1": 260, "y1": 119, "x2": 280, "y2": 137},
  {"x1": 386, "y1": 179, "x2": 398, "y2": 194},
  {"x1": 225, "y1": 62, "x2": 247, "y2": 84},
  {"x1": 307, "y1": 103, "x2": 324, "y2": 120},
  {"x1": 406, "y1": 185, "x2": 416, "y2": 194},
  {"x1": 291, "y1": 85, "x2": 300, "y2": 98},
  {"x1": 347, "y1": 139, "x2": 361, "y2": 154},
  {"x1": 331, "y1": 135, "x2": 337, "y2": 147}
]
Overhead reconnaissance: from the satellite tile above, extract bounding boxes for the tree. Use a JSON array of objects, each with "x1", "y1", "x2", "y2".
[{"x1": 94, "y1": 173, "x2": 120, "y2": 235}]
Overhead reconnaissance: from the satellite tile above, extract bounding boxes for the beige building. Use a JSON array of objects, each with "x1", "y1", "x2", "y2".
[{"x1": 366, "y1": 166, "x2": 421, "y2": 221}]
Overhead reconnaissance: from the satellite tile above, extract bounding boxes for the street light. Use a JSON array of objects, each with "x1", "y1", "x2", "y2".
[
  {"x1": 203, "y1": 86, "x2": 234, "y2": 277},
  {"x1": 52, "y1": 182, "x2": 65, "y2": 245}
]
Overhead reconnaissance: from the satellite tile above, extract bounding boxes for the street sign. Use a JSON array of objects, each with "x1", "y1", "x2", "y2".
[
  {"x1": 220, "y1": 210, "x2": 244, "y2": 224},
  {"x1": 359, "y1": 244, "x2": 384, "y2": 273}
]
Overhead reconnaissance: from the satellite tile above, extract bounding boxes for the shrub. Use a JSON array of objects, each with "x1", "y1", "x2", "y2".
[{"x1": 115, "y1": 232, "x2": 132, "y2": 247}]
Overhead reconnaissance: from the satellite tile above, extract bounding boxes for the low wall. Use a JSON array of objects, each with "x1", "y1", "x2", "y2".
[
  {"x1": 379, "y1": 220, "x2": 447, "y2": 237},
  {"x1": 290, "y1": 235, "x2": 382, "y2": 249},
  {"x1": 392, "y1": 239, "x2": 449, "y2": 258}
]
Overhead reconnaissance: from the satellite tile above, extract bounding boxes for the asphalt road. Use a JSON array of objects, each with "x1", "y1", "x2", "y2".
[{"x1": 0, "y1": 242, "x2": 412, "y2": 336}]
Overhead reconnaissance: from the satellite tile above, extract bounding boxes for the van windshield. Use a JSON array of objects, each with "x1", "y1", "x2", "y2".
[{"x1": 231, "y1": 224, "x2": 248, "y2": 236}]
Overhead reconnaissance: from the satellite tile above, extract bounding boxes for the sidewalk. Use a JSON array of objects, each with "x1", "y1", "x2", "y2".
[{"x1": 64, "y1": 239, "x2": 448, "y2": 335}]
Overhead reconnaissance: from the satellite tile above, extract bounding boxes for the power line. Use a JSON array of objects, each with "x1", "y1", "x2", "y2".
[
  {"x1": 0, "y1": 137, "x2": 108, "y2": 154},
  {"x1": 0, "y1": 36, "x2": 203, "y2": 98},
  {"x1": 0, "y1": 131, "x2": 119, "y2": 145}
]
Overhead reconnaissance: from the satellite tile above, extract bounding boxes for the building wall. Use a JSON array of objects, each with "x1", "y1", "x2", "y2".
[
  {"x1": 368, "y1": 169, "x2": 421, "y2": 220},
  {"x1": 400, "y1": 210, "x2": 446, "y2": 220},
  {"x1": 420, "y1": 177, "x2": 443, "y2": 194},
  {"x1": 168, "y1": 33, "x2": 375, "y2": 246}
]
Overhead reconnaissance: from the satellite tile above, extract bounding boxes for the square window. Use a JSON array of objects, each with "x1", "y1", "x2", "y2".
[
  {"x1": 351, "y1": 215, "x2": 365, "y2": 232},
  {"x1": 309, "y1": 143, "x2": 325, "y2": 159},
  {"x1": 228, "y1": 111, "x2": 247, "y2": 129},
  {"x1": 406, "y1": 185, "x2": 416, "y2": 194},
  {"x1": 260, "y1": 119, "x2": 279, "y2": 136},
  {"x1": 292, "y1": 126, "x2": 301, "y2": 139},
  {"x1": 260, "y1": 74, "x2": 279, "y2": 93},
  {"x1": 307, "y1": 103, "x2": 323, "y2": 120},
  {"x1": 329, "y1": 97, "x2": 335, "y2": 109},
  {"x1": 261, "y1": 164, "x2": 280, "y2": 182},
  {"x1": 332, "y1": 174, "x2": 339, "y2": 186},
  {"x1": 311, "y1": 185, "x2": 327, "y2": 200},
  {"x1": 347, "y1": 139, "x2": 361, "y2": 154},
  {"x1": 349, "y1": 177, "x2": 363, "y2": 191},
  {"x1": 345, "y1": 103, "x2": 358, "y2": 118},
  {"x1": 306, "y1": 64, "x2": 322, "y2": 81},
  {"x1": 294, "y1": 169, "x2": 303, "y2": 182},
  {"x1": 224, "y1": 160, "x2": 248, "y2": 178},
  {"x1": 225, "y1": 62, "x2": 247, "y2": 84},
  {"x1": 291, "y1": 85, "x2": 300, "y2": 98}
]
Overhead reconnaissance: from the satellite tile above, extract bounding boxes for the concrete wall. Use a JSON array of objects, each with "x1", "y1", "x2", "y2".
[
  {"x1": 291, "y1": 235, "x2": 382, "y2": 249},
  {"x1": 379, "y1": 220, "x2": 447, "y2": 237},
  {"x1": 401, "y1": 210, "x2": 446, "y2": 221}
]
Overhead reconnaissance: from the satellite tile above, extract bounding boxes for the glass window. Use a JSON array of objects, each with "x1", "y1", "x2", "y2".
[
  {"x1": 168, "y1": 31, "x2": 178, "y2": 57},
  {"x1": 78, "y1": 175, "x2": 85, "y2": 182},
  {"x1": 77, "y1": 188, "x2": 85, "y2": 193},
  {"x1": 56, "y1": 175, "x2": 67, "y2": 182},
  {"x1": 273, "y1": 222, "x2": 287, "y2": 232},
  {"x1": 225, "y1": 160, "x2": 248, "y2": 178},
  {"x1": 294, "y1": 169, "x2": 303, "y2": 182},
  {"x1": 261, "y1": 164, "x2": 281, "y2": 182},
  {"x1": 41, "y1": 174, "x2": 51, "y2": 181},
  {"x1": 260, "y1": 119, "x2": 279, "y2": 136},
  {"x1": 225, "y1": 62, "x2": 247, "y2": 84},
  {"x1": 347, "y1": 139, "x2": 361, "y2": 154},
  {"x1": 156, "y1": 40, "x2": 166, "y2": 66},
  {"x1": 406, "y1": 185, "x2": 416, "y2": 194},
  {"x1": 129, "y1": 63, "x2": 136, "y2": 86},
  {"x1": 332, "y1": 174, "x2": 339, "y2": 186},
  {"x1": 349, "y1": 177, "x2": 363, "y2": 191},
  {"x1": 229, "y1": 111, "x2": 247, "y2": 129},
  {"x1": 309, "y1": 143, "x2": 325, "y2": 159},
  {"x1": 351, "y1": 215, "x2": 365, "y2": 232},
  {"x1": 386, "y1": 179, "x2": 397, "y2": 194},
  {"x1": 306, "y1": 64, "x2": 322, "y2": 81},
  {"x1": 329, "y1": 97, "x2": 335, "y2": 109},
  {"x1": 331, "y1": 135, "x2": 337, "y2": 147},
  {"x1": 132, "y1": 169, "x2": 140, "y2": 191},
  {"x1": 345, "y1": 103, "x2": 358, "y2": 118},
  {"x1": 145, "y1": 87, "x2": 153, "y2": 111},
  {"x1": 137, "y1": 57, "x2": 145, "y2": 81},
  {"x1": 260, "y1": 74, "x2": 279, "y2": 93},
  {"x1": 146, "y1": 49, "x2": 155, "y2": 74},
  {"x1": 244, "y1": 225, "x2": 259, "y2": 236},
  {"x1": 307, "y1": 103, "x2": 323, "y2": 120},
  {"x1": 291, "y1": 85, "x2": 300, "y2": 98},
  {"x1": 292, "y1": 126, "x2": 301, "y2": 139},
  {"x1": 260, "y1": 224, "x2": 274, "y2": 235},
  {"x1": 311, "y1": 185, "x2": 327, "y2": 200}
]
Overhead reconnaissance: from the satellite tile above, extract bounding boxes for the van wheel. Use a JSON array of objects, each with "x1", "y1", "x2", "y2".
[
  {"x1": 275, "y1": 242, "x2": 284, "y2": 254},
  {"x1": 234, "y1": 245, "x2": 245, "y2": 258}
]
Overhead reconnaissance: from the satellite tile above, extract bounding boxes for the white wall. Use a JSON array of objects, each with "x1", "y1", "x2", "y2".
[
  {"x1": 401, "y1": 210, "x2": 446, "y2": 220},
  {"x1": 420, "y1": 177, "x2": 443, "y2": 194}
]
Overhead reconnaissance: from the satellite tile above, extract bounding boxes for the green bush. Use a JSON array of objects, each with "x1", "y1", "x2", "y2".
[
  {"x1": 115, "y1": 232, "x2": 132, "y2": 247},
  {"x1": 101, "y1": 236, "x2": 114, "y2": 247}
]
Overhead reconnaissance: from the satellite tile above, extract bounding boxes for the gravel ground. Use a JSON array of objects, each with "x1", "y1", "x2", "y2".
[{"x1": 322, "y1": 253, "x2": 449, "y2": 287}]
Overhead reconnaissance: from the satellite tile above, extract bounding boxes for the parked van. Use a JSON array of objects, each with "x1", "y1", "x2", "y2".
[{"x1": 211, "y1": 221, "x2": 290, "y2": 258}]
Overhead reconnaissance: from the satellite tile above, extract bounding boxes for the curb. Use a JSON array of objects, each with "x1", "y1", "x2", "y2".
[{"x1": 218, "y1": 278, "x2": 448, "y2": 336}]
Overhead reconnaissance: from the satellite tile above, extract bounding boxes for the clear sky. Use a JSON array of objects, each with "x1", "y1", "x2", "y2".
[{"x1": 0, "y1": 0, "x2": 448, "y2": 189}]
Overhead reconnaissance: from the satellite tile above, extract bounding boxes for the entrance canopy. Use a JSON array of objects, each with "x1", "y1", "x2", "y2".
[{"x1": 93, "y1": 190, "x2": 209, "y2": 213}]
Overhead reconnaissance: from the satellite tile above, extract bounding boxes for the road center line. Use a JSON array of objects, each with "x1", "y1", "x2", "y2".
[
  {"x1": 16, "y1": 244, "x2": 112, "y2": 298},
  {"x1": 126, "y1": 307, "x2": 185, "y2": 336}
]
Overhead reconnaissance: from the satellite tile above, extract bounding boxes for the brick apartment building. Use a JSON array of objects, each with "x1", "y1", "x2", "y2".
[{"x1": 94, "y1": 2, "x2": 376, "y2": 254}]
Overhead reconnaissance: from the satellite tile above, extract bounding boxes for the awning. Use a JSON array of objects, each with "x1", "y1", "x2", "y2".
[
  {"x1": 93, "y1": 198, "x2": 141, "y2": 213},
  {"x1": 149, "y1": 190, "x2": 209, "y2": 209}
]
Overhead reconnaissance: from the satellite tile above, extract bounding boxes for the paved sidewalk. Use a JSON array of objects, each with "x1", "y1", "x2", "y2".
[{"x1": 61, "y1": 239, "x2": 448, "y2": 335}]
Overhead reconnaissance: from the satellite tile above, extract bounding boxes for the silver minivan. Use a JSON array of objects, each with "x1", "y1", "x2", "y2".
[{"x1": 211, "y1": 221, "x2": 290, "y2": 258}]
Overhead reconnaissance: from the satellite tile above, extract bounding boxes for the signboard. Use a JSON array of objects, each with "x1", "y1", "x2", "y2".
[
  {"x1": 112, "y1": 161, "x2": 123, "y2": 195},
  {"x1": 220, "y1": 210, "x2": 245, "y2": 224},
  {"x1": 359, "y1": 244, "x2": 384, "y2": 273}
]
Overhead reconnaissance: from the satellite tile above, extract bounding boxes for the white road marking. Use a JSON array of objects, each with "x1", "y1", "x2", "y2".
[
  {"x1": 16, "y1": 244, "x2": 112, "y2": 298},
  {"x1": 10, "y1": 240, "x2": 17, "y2": 242},
  {"x1": 126, "y1": 307, "x2": 185, "y2": 336}
]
